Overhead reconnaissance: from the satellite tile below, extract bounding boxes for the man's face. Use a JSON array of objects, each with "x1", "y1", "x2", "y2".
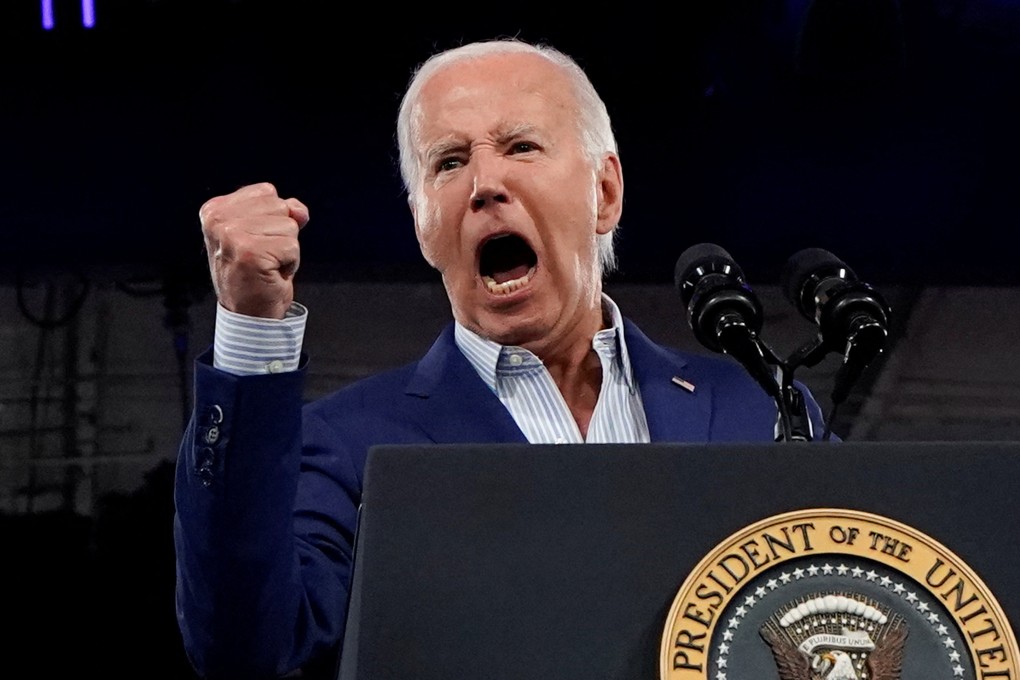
[{"x1": 408, "y1": 52, "x2": 623, "y2": 351}]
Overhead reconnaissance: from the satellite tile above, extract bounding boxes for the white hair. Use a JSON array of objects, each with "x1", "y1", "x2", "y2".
[{"x1": 396, "y1": 39, "x2": 621, "y2": 275}]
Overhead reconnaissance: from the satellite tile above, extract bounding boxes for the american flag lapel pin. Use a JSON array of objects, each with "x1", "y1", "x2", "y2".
[{"x1": 671, "y1": 376, "x2": 696, "y2": 393}]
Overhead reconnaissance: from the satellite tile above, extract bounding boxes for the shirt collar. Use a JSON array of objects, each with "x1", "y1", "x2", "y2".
[{"x1": 454, "y1": 293, "x2": 636, "y2": 393}]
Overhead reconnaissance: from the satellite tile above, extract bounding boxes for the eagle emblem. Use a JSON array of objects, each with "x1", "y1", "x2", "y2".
[{"x1": 760, "y1": 593, "x2": 908, "y2": 680}]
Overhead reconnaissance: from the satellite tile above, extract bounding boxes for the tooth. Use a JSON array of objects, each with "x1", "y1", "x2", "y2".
[{"x1": 482, "y1": 269, "x2": 533, "y2": 295}]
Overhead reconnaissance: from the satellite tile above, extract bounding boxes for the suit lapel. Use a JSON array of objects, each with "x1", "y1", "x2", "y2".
[
  {"x1": 623, "y1": 319, "x2": 713, "y2": 442},
  {"x1": 400, "y1": 320, "x2": 713, "y2": 444},
  {"x1": 403, "y1": 325, "x2": 527, "y2": 444}
]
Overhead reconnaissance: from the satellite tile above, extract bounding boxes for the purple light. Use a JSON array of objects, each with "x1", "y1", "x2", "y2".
[
  {"x1": 40, "y1": 0, "x2": 96, "y2": 30},
  {"x1": 82, "y1": 0, "x2": 95, "y2": 28},
  {"x1": 41, "y1": 0, "x2": 54, "y2": 29}
]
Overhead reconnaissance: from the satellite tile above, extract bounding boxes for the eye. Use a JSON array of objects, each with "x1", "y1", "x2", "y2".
[
  {"x1": 509, "y1": 141, "x2": 539, "y2": 154},
  {"x1": 435, "y1": 156, "x2": 464, "y2": 173}
]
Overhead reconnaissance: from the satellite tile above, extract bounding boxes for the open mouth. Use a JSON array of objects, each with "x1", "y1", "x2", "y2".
[{"x1": 479, "y1": 234, "x2": 538, "y2": 295}]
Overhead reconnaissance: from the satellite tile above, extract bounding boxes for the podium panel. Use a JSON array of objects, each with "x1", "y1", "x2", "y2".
[{"x1": 337, "y1": 441, "x2": 1020, "y2": 679}]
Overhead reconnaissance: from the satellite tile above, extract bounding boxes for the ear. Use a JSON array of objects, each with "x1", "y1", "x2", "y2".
[
  {"x1": 595, "y1": 153, "x2": 623, "y2": 236},
  {"x1": 409, "y1": 193, "x2": 438, "y2": 269},
  {"x1": 408, "y1": 193, "x2": 418, "y2": 231}
]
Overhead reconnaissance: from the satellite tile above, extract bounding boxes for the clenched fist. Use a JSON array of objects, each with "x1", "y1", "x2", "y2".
[{"x1": 199, "y1": 182, "x2": 310, "y2": 319}]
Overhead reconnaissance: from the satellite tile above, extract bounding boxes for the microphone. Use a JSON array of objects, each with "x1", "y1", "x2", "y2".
[
  {"x1": 674, "y1": 243, "x2": 778, "y2": 400},
  {"x1": 781, "y1": 247, "x2": 892, "y2": 404}
]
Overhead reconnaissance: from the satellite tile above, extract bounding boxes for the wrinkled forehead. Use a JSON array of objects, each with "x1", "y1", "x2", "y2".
[{"x1": 408, "y1": 52, "x2": 581, "y2": 150}]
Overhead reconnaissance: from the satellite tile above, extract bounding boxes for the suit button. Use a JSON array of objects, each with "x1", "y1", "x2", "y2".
[
  {"x1": 198, "y1": 446, "x2": 214, "y2": 468},
  {"x1": 204, "y1": 426, "x2": 220, "y2": 445},
  {"x1": 207, "y1": 405, "x2": 224, "y2": 425},
  {"x1": 196, "y1": 447, "x2": 215, "y2": 487}
]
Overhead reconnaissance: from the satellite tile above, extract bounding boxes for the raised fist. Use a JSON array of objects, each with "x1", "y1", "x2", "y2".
[{"x1": 199, "y1": 182, "x2": 310, "y2": 319}]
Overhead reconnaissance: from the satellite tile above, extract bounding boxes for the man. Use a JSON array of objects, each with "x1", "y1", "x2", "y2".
[{"x1": 174, "y1": 39, "x2": 827, "y2": 679}]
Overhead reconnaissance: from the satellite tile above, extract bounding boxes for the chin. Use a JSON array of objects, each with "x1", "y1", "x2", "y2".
[{"x1": 474, "y1": 312, "x2": 549, "y2": 347}]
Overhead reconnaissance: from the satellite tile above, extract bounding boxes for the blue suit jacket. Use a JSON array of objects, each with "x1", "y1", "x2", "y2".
[{"x1": 174, "y1": 318, "x2": 826, "y2": 679}]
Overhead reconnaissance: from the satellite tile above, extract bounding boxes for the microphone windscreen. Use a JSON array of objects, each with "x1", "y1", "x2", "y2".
[
  {"x1": 780, "y1": 247, "x2": 849, "y2": 312},
  {"x1": 674, "y1": 243, "x2": 741, "y2": 291}
]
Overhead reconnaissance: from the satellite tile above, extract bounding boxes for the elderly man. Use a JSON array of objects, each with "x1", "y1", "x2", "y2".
[{"x1": 174, "y1": 39, "x2": 826, "y2": 679}]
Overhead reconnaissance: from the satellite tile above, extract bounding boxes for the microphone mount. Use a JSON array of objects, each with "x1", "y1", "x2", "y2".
[
  {"x1": 675, "y1": 244, "x2": 814, "y2": 442},
  {"x1": 675, "y1": 244, "x2": 892, "y2": 442},
  {"x1": 781, "y1": 248, "x2": 893, "y2": 440}
]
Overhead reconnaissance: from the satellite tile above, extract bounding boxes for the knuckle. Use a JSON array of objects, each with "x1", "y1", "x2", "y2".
[
  {"x1": 198, "y1": 196, "x2": 222, "y2": 224},
  {"x1": 268, "y1": 196, "x2": 290, "y2": 215},
  {"x1": 251, "y1": 181, "x2": 278, "y2": 196},
  {"x1": 218, "y1": 224, "x2": 246, "y2": 251}
]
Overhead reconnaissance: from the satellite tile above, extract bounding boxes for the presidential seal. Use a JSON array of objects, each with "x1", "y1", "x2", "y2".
[{"x1": 659, "y1": 508, "x2": 1018, "y2": 679}]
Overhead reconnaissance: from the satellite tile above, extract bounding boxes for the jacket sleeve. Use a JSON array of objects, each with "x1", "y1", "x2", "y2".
[{"x1": 173, "y1": 349, "x2": 357, "y2": 679}]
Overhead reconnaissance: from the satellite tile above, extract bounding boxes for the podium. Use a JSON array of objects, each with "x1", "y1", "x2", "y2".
[{"x1": 336, "y1": 441, "x2": 1020, "y2": 679}]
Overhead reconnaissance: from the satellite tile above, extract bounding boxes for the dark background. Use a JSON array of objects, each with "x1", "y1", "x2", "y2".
[
  {"x1": 2, "y1": 1, "x2": 1019, "y2": 678},
  {"x1": 4, "y1": 0, "x2": 1019, "y2": 291}
]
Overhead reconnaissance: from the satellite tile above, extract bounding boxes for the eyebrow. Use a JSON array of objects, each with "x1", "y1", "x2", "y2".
[
  {"x1": 495, "y1": 123, "x2": 541, "y2": 144},
  {"x1": 422, "y1": 123, "x2": 545, "y2": 166},
  {"x1": 423, "y1": 137, "x2": 467, "y2": 167}
]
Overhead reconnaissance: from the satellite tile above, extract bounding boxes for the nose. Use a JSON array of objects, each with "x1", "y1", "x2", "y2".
[{"x1": 469, "y1": 155, "x2": 510, "y2": 212}]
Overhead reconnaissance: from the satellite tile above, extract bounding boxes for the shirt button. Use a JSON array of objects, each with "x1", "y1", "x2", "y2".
[
  {"x1": 509, "y1": 354, "x2": 523, "y2": 366},
  {"x1": 267, "y1": 359, "x2": 284, "y2": 373},
  {"x1": 555, "y1": 437, "x2": 567, "y2": 444}
]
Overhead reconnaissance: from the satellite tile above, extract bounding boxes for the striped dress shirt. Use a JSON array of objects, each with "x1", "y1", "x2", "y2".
[
  {"x1": 212, "y1": 295, "x2": 650, "y2": 444},
  {"x1": 213, "y1": 303, "x2": 307, "y2": 375},
  {"x1": 454, "y1": 295, "x2": 650, "y2": 444}
]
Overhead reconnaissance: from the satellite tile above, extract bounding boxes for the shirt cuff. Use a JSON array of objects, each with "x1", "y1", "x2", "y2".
[{"x1": 213, "y1": 302, "x2": 308, "y2": 375}]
